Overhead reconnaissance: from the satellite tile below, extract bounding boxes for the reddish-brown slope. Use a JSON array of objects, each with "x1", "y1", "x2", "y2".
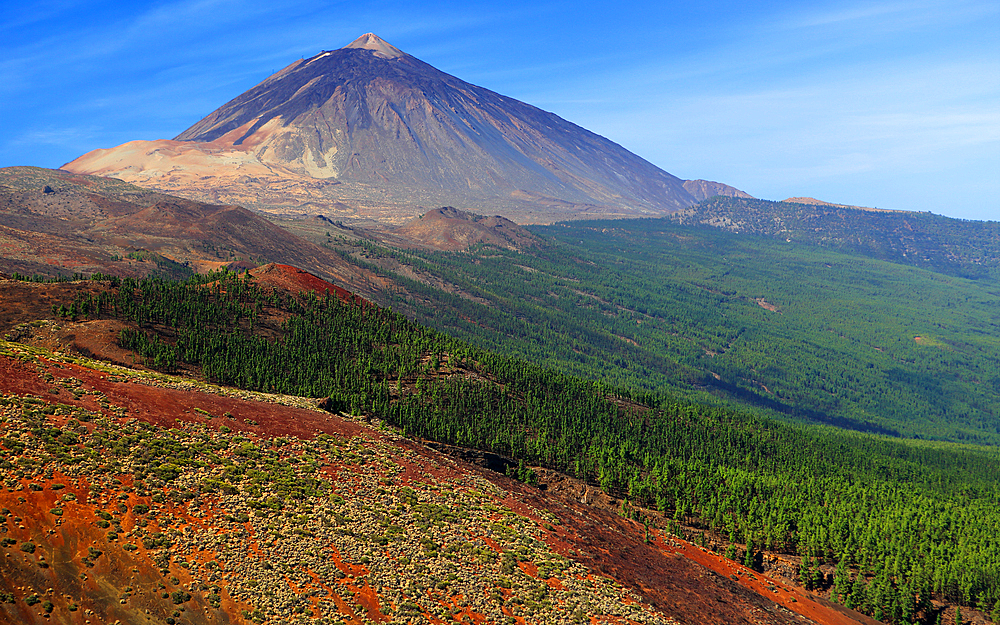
[
  {"x1": 0, "y1": 351, "x2": 365, "y2": 439},
  {"x1": 0, "y1": 344, "x2": 882, "y2": 625},
  {"x1": 247, "y1": 263, "x2": 368, "y2": 305},
  {"x1": 0, "y1": 167, "x2": 385, "y2": 295}
]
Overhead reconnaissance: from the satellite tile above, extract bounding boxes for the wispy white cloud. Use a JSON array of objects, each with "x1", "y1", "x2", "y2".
[
  {"x1": 7, "y1": 126, "x2": 99, "y2": 147},
  {"x1": 777, "y1": 0, "x2": 999, "y2": 32},
  {"x1": 0, "y1": 0, "x2": 87, "y2": 35}
]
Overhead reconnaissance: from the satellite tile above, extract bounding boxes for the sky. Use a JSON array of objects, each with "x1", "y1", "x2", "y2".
[{"x1": 1, "y1": 0, "x2": 998, "y2": 220}]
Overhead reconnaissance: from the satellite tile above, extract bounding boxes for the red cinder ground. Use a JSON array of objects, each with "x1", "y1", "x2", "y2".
[
  {"x1": 0, "y1": 349, "x2": 882, "y2": 625},
  {"x1": 248, "y1": 263, "x2": 369, "y2": 306}
]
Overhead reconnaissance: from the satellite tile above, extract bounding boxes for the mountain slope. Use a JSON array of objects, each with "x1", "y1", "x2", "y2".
[
  {"x1": 4, "y1": 269, "x2": 994, "y2": 625},
  {"x1": 323, "y1": 215, "x2": 1000, "y2": 446},
  {"x1": 0, "y1": 166, "x2": 383, "y2": 294},
  {"x1": 0, "y1": 278, "x2": 880, "y2": 625},
  {"x1": 63, "y1": 34, "x2": 747, "y2": 224}
]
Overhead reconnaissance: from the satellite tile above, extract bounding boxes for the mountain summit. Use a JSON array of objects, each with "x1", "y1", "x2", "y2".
[
  {"x1": 65, "y1": 34, "x2": 747, "y2": 223},
  {"x1": 342, "y1": 32, "x2": 407, "y2": 58}
]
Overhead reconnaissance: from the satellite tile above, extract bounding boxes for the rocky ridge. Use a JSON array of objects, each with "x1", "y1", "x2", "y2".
[{"x1": 0, "y1": 166, "x2": 386, "y2": 294}]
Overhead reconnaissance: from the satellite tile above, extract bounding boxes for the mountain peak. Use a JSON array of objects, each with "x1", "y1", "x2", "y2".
[
  {"x1": 65, "y1": 32, "x2": 721, "y2": 223},
  {"x1": 342, "y1": 33, "x2": 406, "y2": 59}
]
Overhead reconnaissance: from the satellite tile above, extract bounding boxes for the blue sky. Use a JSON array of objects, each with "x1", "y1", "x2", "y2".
[{"x1": 1, "y1": 0, "x2": 997, "y2": 220}]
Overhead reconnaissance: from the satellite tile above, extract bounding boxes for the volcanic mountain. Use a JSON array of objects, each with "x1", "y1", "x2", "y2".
[{"x1": 64, "y1": 34, "x2": 748, "y2": 224}]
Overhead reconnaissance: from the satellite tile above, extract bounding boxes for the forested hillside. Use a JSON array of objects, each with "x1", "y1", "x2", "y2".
[
  {"x1": 48, "y1": 271, "x2": 1000, "y2": 624},
  {"x1": 324, "y1": 220, "x2": 1000, "y2": 445},
  {"x1": 673, "y1": 197, "x2": 1000, "y2": 279}
]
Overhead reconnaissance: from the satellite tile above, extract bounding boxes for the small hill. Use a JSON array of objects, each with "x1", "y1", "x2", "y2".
[
  {"x1": 782, "y1": 197, "x2": 898, "y2": 212},
  {"x1": 246, "y1": 263, "x2": 366, "y2": 305},
  {"x1": 390, "y1": 207, "x2": 544, "y2": 251}
]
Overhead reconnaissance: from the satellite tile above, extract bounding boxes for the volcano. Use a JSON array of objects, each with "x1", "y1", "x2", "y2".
[{"x1": 65, "y1": 34, "x2": 748, "y2": 223}]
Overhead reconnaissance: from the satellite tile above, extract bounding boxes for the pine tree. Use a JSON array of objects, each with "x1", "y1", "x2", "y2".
[
  {"x1": 743, "y1": 539, "x2": 756, "y2": 571},
  {"x1": 833, "y1": 559, "x2": 850, "y2": 603}
]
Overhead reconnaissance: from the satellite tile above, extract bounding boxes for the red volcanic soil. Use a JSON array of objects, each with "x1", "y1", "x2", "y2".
[
  {"x1": 0, "y1": 352, "x2": 365, "y2": 440},
  {"x1": 0, "y1": 346, "x2": 877, "y2": 625},
  {"x1": 487, "y1": 478, "x2": 862, "y2": 625},
  {"x1": 247, "y1": 263, "x2": 368, "y2": 305},
  {"x1": 659, "y1": 537, "x2": 880, "y2": 625},
  {"x1": 0, "y1": 469, "x2": 252, "y2": 625}
]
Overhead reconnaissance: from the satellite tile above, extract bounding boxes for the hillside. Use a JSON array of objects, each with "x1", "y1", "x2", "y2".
[
  {"x1": 4, "y1": 270, "x2": 999, "y2": 624},
  {"x1": 0, "y1": 275, "x2": 886, "y2": 625},
  {"x1": 673, "y1": 196, "x2": 1000, "y2": 278},
  {"x1": 0, "y1": 345, "x2": 694, "y2": 624},
  {"x1": 388, "y1": 207, "x2": 545, "y2": 252},
  {"x1": 323, "y1": 218, "x2": 1000, "y2": 446},
  {"x1": 0, "y1": 166, "x2": 385, "y2": 295},
  {"x1": 62, "y1": 34, "x2": 748, "y2": 224}
]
